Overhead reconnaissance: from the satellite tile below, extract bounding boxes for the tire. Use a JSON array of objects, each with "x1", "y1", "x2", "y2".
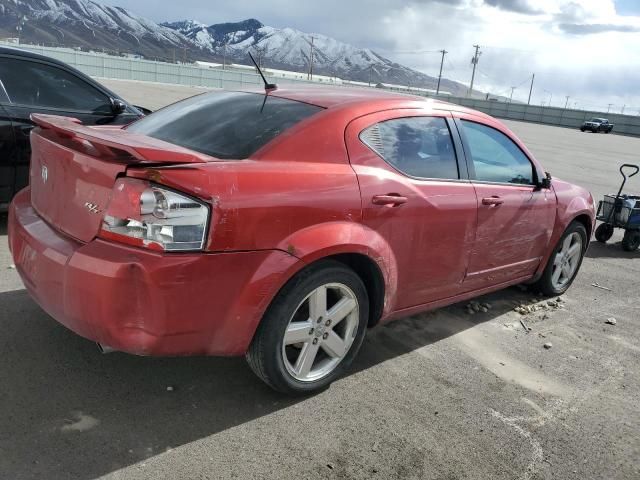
[
  {"x1": 605, "y1": 129, "x2": 610, "y2": 134},
  {"x1": 595, "y1": 223, "x2": 614, "y2": 243},
  {"x1": 533, "y1": 221, "x2": 588, "y2": 296},
  {"x1": 246, "y1": 260, "x2": 369, "y2": 395},
  {"x1": 580, "y1": 127, "x2": 585, "y2": 132},
  {"x1": 622, "y1": 230, "x2": 640, "y2": 252}
]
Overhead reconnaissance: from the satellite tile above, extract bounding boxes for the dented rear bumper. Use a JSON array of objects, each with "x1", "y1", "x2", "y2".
[{"x1": 8, "y1": 188, "x2": 300, "y2": 356}]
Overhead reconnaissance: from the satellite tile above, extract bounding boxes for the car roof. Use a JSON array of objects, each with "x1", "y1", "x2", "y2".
[{"x1": 243, "y1": 84, "x2": 483, "y2": 116}]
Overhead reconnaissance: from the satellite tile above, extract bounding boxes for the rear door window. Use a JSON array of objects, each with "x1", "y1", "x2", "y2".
[
  {"x1": 127, "y1": 91, "x2": 323, "y2": 159},
  {"x1": 360, "y1": 116, "x2": 459, "y2": 179},
  {"x1": 460, "y1": 120, "x2": 534, "y2": 185},
  {"x1": 0, "y1": 57, "x2": 111, "y2": 113}
]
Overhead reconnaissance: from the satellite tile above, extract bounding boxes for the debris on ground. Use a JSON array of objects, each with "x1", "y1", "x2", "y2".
[
  {"x1": 513, "y1": 298, "x2": 564, "y2": 316},
  {"x1": 543, "y1": 342, "x2": 553, "y2": 349},
  {"x1": 466, "y1": 301, "x2": 491, "y2": 314},
  {"x1": 520, "y1": 319, "x2": 532, "y2": 333},
  {"x1": 7, "y1": 264, "x2": 15, "y2": 269},
  {"x1": 605, "y1": 317, "x2": 617, "y2": 326},
  {"x1": 591, "y1": 282, "x2": 612, "y2": 291},
  {"x1": 166, "y1": 386, "x2": 175, "y2": 392}
]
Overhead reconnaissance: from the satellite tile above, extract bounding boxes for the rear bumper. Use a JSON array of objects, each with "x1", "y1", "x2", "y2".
[{"x1": 8, "y1": 188, "x2": 300, "y2": 356}]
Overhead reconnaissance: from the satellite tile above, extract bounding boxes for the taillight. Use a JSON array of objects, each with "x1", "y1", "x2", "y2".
[{"x1": 99, "y1": 178, "x2": 209, "y2": 251}]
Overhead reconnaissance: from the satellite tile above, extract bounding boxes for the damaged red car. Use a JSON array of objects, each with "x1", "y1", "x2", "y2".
[{"x1": 8, "y1": 87, "x2": 595, "y2": 394}]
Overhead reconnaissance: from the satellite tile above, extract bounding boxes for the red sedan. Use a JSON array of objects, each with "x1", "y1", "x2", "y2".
[{"x1": 8, "y1": 87, "x2": 595, "y2": 394}]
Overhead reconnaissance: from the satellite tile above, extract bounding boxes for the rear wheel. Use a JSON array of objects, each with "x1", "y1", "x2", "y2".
[
  {"x1": 622, "y1": 230, "x2": 640, "y2": 252},
  {"x1": 246, "y1": 260, "x2": 369, "y2": 395},
  {"x1": 533, "y1": 222, "x2": 587, "y2": 296},
  {"x1": 595, "y1": 223, "x2": 614, "y2": 243}
]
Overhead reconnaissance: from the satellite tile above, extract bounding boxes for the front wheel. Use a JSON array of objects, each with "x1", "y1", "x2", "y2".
[
  {"x1": 246, "y1": 260, "x2": 369, "y2": 395},
  {"x1": 622, "y1": 230, "x2": 640, "y2": 252},
  {"x1": 580, "y1": 127, "x2": 586, "y2": 132},
  {"x1": 533, "y1": 222, "x2": 587, "y2": 296}
]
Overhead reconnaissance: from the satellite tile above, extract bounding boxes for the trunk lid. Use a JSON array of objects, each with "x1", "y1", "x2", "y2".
[{"x1": 28, "y1": 114, "x2": 208, "y2": 243}]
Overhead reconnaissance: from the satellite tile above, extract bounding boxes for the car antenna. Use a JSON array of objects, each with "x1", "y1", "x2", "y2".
[{"x1": 248, "y1": 52, "x2": 277, "y2": 92}]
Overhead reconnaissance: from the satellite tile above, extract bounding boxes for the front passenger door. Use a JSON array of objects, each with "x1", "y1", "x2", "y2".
[
  {"x1": 0, "y1": 56, "x2": 135, "y2": 198},
  {"x1": 457, "y1": 118, "x2": 555, "y2": 289}
]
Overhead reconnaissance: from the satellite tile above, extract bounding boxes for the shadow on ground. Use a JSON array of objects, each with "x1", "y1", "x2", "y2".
[
  {"x1": 586, "y1": 239, "x2": 640, "y2": 259},
  {"x1": 0, "y1": 281, "x2": 540, "y2": 480}
]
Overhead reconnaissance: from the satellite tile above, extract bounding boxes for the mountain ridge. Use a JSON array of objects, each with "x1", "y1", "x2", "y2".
[{"x1": 0, "y1": 0, "x2": 468, "y2": 94}]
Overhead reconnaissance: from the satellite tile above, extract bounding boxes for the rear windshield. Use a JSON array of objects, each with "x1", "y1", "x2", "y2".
[{"x1": 126, "y1": 91, "x2": 322, "y2": 159}]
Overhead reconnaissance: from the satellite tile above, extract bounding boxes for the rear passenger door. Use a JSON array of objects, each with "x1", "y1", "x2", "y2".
[
  {"x1": 346, "y1": 111, "x2": 477, "y2": 309},
  {"x1": 456, "y1": 118, "x2": 555, "y2": 289}
]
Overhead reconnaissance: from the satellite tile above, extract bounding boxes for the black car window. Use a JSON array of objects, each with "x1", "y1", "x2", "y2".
[
  {"x1": 0, "y1": 57, "x2": 111, "y2": 113},
  {"x1": 127, "y1": 91, "x2": 323, "y2": 159},
  {"x1": 360, "y1": 116, "x2": 459, "y2": 179},
  {"x1": 461, "y1": 120, "x2": 534, "y2": 185}
]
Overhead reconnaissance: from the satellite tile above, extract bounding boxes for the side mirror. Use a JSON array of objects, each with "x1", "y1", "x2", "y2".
[
  {"x1": 110, "y1": 98, "x2": 127, "y2": 115},
  {"x1": 538, "y1": 172, "x2": 552, "y2": 189}
]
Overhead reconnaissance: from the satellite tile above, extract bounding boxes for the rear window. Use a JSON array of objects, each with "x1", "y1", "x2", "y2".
[{"x1": 126, "y1": 91, "x2": 322, "y2": 159}]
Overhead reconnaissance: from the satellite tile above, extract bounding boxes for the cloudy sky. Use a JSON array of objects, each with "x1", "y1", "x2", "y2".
[{"x1": 119, "y1": 0, "x2": 640, "y2": 112}]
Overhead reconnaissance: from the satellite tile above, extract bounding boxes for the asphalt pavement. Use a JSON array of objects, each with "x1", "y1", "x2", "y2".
[{"x1": 0, "y1": 81, "x2": 638, "y2": 480}]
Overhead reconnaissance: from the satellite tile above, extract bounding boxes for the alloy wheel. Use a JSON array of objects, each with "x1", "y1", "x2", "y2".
[
  {"x1": 281, "y1": 283, "x2": 359, "y2": 382},
  {"x1": 551, "y1": 232, "x2": 583, "y2": 290}
]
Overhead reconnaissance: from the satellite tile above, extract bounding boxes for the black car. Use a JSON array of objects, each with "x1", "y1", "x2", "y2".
[
  {"x1": 0, "y1": 46, "x2": 147, "y2": 209},
  {"x1": 580, "y1": 117, "x2": 614, "y2": 133}
]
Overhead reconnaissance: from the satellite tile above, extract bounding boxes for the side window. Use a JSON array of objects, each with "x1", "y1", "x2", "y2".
[
  {"x1": 461, "y1": 120, "x2": 534, "y2": 185},
  {"x1": 0, "y1": 57, "x2": 111, "y2": 113},
  {"x1": 360, "y1": 116, "x2": 459, "y2": 179}
]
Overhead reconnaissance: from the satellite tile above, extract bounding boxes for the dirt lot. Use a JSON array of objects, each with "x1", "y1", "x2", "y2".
[{"x1": 0, "y1": 81, "x2": 638, "y2": 480}]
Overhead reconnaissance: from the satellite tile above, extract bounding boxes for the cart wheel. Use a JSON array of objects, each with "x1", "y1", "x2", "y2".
[
  {"x1": 622, "y1": 230, "x2": 640, "y2": 252},
  {"x1": 595, "y1": 223, "x2": 614, "y2": 243}
]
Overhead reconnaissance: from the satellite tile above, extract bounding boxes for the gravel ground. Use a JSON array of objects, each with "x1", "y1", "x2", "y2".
[{"x1": 0, "y1": 82, "x2": 638, "y2": 480}]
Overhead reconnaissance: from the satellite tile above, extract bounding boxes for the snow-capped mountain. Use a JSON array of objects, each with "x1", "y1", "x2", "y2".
[
  {"x1": 166, "y1": 18, "x2": 466, "y2": 94},
  {"x1": 0, "y1": 0, "x2": 468, "y2": 94},
  {"x1": 0, "y1": 0, "x2": 199, "y2": 60}
]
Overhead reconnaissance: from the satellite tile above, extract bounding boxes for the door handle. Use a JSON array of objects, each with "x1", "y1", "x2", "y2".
[
  {"x1": 372, "y1": 194, "x2": 408, "y2": 206},
  {"x1": 482, "y1": 196, "x2": 504, "y2": 206}
]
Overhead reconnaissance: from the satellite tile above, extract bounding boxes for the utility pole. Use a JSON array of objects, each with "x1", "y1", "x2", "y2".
[
  {"x1": 308, "y1": 36, "x2": 315, "y2": 81},
  {"x1": 509, "y1": 86, "x2": 516, "y2": 103},
  {"x1": 564, "y1": 95, "x2": 570, "y2": 109},
  {"x1": 607, "y1": 103, "x2": 613, "y2": 113},
  {"x1": 222, "y1": 43, "x2": 227, "y2": 70},
  {"x1": 468, "y1": 44, "x2": 481, "y2": 97},
  {"x1": 527, "y1": 73, "x2": 535, "y2": 105},
  {"x1": 436, "y1": 49, "x2": 447, "y2": 95}
]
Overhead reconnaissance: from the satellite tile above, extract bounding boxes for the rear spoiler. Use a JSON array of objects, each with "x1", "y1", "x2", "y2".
[{"x1": 30, "y1": 114, "x2": 208, "y2": 164}]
